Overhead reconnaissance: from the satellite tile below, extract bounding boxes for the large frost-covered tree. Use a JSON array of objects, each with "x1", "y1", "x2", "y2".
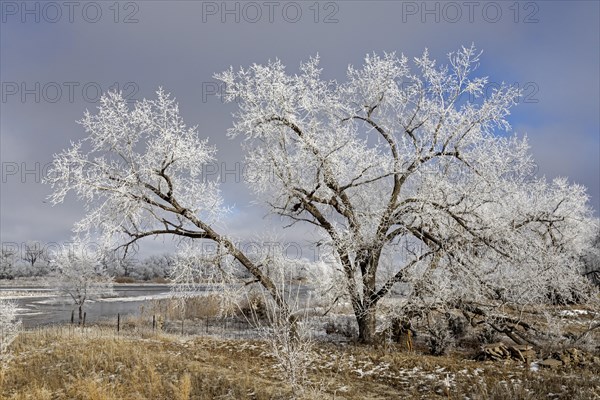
[
  {"x1": 216, "y1": 45, "x2": 597, "y2": 343},
  {"x1": 48, "y1": 45, "x2": 597, "y2": 343}
]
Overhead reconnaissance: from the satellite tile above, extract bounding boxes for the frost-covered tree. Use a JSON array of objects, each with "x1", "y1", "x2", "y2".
[
  {"x1": 47, "y1": 46, "x2": 598, "y2": 343},
  {"x1": 0, "y1": 300, "x2": 21, "y2": 363},
  {"x1": 215, "y1": 45, "x2": 598, "y2": 342},
  {"x1": 140, "y1": 253, "x2": 174, "y2": 280},
  {"x1": 170, "y1": 238, "x2": 316, "y2": 393},
  {"x1": 46, "y1": 89, "x2": 287, "y2": 311},
  {"x1": 0, "y1": 249, "x2": 17, "y2": 280},
  {"x1": 583, "y1": 232, "x2": 600, "y2": 286},
  {"x1": 22, "y1": 241, "x2": 50, "y2": 275},
  {"x1": 50, "y1": 242, "x2": 114, "y2": 324}
]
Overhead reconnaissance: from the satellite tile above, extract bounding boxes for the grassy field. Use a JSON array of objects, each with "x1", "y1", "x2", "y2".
[{"x1": 1, "y1": 324, "x2": 599, "y2": 400}]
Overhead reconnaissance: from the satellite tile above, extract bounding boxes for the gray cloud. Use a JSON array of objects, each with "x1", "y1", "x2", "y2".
[{"x1": 1, "y1": 0, "x2": 598, "y2": 253}]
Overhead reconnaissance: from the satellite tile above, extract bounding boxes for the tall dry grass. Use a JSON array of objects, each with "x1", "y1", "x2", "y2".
[{"x1": 1, "y1": 326, "x2": 293, "y2": 400}]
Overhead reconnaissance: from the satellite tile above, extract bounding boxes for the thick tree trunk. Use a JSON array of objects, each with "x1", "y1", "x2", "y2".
[
  {"x1": 78, "y1": 305, "x2": 83, "y2": 325},
  {"x1": 357, "y1": 305, "x2": 377, "y2": 344},
  {"x1": 356, "y1": 249, "x2": 379, "y2": 344}
]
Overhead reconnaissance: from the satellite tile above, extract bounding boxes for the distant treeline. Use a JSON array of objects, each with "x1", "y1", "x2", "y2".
[{"x1": 0, "y1": 241, "x2": 174, "y2": 281}]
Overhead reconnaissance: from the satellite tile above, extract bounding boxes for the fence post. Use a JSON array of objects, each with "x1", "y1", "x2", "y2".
[
  {"x1": 117, "y1": 313, "x2": 120, "y2": 334},
  {"x1": 71, "y1": 310, "x2": 74, "y2": 324},
  {"x1": 82, "y1": 312, "x2": 86, "y2": 329},
  {"x1": 153, "y1": 315, "x2": 156, "y2": 332}
]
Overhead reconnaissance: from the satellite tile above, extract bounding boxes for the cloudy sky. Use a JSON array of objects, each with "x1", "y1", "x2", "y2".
[{"x1": 1, "y1": 0, "x2": 599, "y2": 256}]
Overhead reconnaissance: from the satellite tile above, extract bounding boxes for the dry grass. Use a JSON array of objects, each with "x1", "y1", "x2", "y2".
[
  {"x1": 138, "y1": 294, "x2": 227, "y2": 322},
  {"x1": 1, "y1": 326, "x2": 291, "y2": 400},
  {"x1": 1, "y1": 325, "x2": 599, "y2": 399}
]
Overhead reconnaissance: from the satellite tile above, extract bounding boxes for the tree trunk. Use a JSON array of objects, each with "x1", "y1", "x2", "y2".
[
  {"x1": 78, "y1": 305, "x2": 83, "y2": 325},
  {"x1": 356, "y1": 249, "x2": 379, "y2": 344},
  {"x1": 357, "y1": 305, "x2": 377, "y2": 344}
]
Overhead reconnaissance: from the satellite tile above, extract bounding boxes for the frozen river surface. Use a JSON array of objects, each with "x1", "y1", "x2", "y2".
[{"x1": 1, "y1": 284, "x2": 174, "y2": 328}]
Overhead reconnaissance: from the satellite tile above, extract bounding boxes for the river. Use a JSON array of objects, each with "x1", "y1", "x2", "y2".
[
  {"x1": 1, "y1": 283, "x2": 315, "y2": 328},
  {"x1": 1, "y1": 284, "x2": 173, "y2": 328}
]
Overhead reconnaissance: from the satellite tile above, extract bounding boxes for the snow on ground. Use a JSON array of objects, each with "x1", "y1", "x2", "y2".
[
  {"x1": 96, "y1": 292, "x2": 178, "y2": 303},
  {"x1": 559, "y1": 309, "x2": 590, "y2": 317},
  {"x1": 29, "y1": 291, "x2": 187, "y2": 305}
]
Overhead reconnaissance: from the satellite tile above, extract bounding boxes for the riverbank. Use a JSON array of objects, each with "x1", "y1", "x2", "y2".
[{"x1": 0, "y1": 277, "x2": 50, "y2": 287}]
